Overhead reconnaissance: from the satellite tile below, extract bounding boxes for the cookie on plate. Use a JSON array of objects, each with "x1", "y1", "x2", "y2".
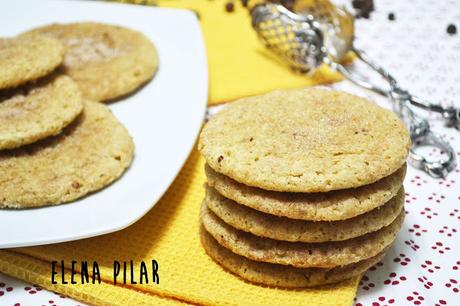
[
  {"x1": 199, "y1": 88, "x2": 410, "y2": 192},
  {"x1": 22, "y1": 22, "x2": 158, "y2": 102},
  {"x1": 201, "y1": 204, "x2": 404, "y2": 268},
  {"x1": 0, "y1": 101, "x2": 134, "y2": 208},
  {"x1": 0, "y1": 75, "x2": 83, "y2": 150},
  {"x1": 204, "y1": 186, "x2": 405, "y2": 242},
  {"x1": 201, "y1": 227, "x2": 387, "y2": 288},
  {"x1": 0, "y1": 35, "x2": 65, "y2": 89},
  {"x1": 206, "y1": 164, "x2": 406, "y2": 221}
]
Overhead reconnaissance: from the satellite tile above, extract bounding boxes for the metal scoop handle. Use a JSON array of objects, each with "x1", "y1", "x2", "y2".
[
  {"x1": 326, "y1": 50, "x2": 457, "y2": 178},
  {"x1": 327, "y1": 48, "x2": 460, "y2": 128}
]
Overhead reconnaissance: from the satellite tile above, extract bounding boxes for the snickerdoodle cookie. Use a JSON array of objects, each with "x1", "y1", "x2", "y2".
[
  {"x1": 201, "y1": 227, "x2": 387, "y2": 288},
  {"x1": 23, "y1": 22, "x2": 158, "y2": 101},
  {"x1": 199, "y1": 88, "x2": 410, "y2": 192},
  {"x1": 0, "y1": 101, "x2": 134, "y2": 208},
  {"x1": 204, "y1": 186, "x2": 405, "y2": 242},
  {"x1": 0, "y1": 75, "x2": 83, "y2": 150},
  {"x1": 0, "y1": 35, "x2": 65, "y2": 89}
]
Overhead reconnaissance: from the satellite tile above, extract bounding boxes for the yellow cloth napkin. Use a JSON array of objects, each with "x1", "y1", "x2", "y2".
[
  {"x1": 155, "y1": 0, "x2": 343, "y2": 104},
  {"x1": 0, "y1": 148, "x2": 360, "y2": 305}
]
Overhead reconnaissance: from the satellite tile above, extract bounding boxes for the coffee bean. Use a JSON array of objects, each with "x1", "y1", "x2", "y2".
[
  {"x1": 352, "y1": 0, "x2": 363, "y2": 9},
  {"x1": 447, "y1": 24, "x2": 457, "y2": 35},
  {"x1": 280, "y1": 0, "x2": 295, "y2": 11},
  {"x1": 352, "y1": 0, "x2": 374, "y2": 19},
  {"x1": 388, "y1": 12, "x2": 395, "y2": 21},
  {"x1": 225, "y1": 2, "x2": 235, "y2": 12}
]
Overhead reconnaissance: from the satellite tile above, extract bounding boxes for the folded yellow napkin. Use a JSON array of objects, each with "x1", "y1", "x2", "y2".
[
  {"x1": 0, "y1": 148, "x2": 359, "y2": 305},
  {"x1": 155, "y1": 0, "x2": 343, "y2": 104}
]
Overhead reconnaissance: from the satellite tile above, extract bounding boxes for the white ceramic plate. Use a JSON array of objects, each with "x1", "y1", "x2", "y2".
[{"x1": 0, "y1": 0, "x2": 207, "y2": 248}]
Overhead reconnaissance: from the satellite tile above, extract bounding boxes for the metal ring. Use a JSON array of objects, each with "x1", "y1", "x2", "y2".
[{"x1": 408, "y1": 131, "x2": 457, "y2": 178}]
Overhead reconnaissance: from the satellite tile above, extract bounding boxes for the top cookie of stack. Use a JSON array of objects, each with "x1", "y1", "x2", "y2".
[
  {"x1": 0, "y1": 22, "x2": 158, "y2": 208},
  {"x1": 200, "y1": 88, "x2": 409, "y2": 193},
  {"x1": 198, "y1": 88, "x2": 410, "y2": 288}
]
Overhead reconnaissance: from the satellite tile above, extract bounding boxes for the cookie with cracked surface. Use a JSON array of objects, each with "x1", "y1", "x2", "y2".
[
  {"x1": 205, "y1": 163, "x2": 406, "y2": 221},
  {"x1": 0, "y1": 75, "x2": 83, "y2": 150},
  {"x1": 0, "y1": 35, "x2": 65, "y2": 89},
  {"x1": 201, "y1": 204, "x2": 404, "y2": 268},
  {"x1": 204, "y1": 185, "x2": 405, "y2": 242},
  {"x1": 199, "y1": 88, "x2": 410, "y2": 192},
  {"x1": 0, "y1": 101, "x2": 134, "y2": 208},
  {"x1": 22, "y1": 22, "x2": 158, "y2": 102},
  {"x1": 201, "y1": 227, "x2": 387, "y2": 288}
]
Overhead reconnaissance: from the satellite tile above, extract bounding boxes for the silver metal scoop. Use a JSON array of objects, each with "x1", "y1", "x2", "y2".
[{"x1": 251, "y1": 3, "x2": 457, "y2": 178}]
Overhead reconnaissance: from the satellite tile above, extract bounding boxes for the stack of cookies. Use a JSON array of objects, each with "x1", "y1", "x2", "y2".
[
  {"x1": 198, "y1": 88, "x2": 410, "y2": 287},
  {"x1": 0, "y1": 22, "x2": 158, "y2": 208}
]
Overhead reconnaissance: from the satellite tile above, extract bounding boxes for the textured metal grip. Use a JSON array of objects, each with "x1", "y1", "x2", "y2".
[{"x1": 252, "y1": 4, "x2": 325, "y2": 72}]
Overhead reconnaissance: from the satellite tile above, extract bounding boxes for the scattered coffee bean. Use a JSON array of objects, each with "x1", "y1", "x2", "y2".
[
  {"x1": 388, "y1": 12, "x2": 395, "y2": 21},
  {"x1": 361, "y1": 12, "x2": 370, "y2": 19},
  {"x1": 280, "y1": 0, "x2": 295, "y2": 11},
  {"x1": 352, "y1": 0, "x2": 362, "y2": 9},
  {"x1": 447, "y1": 24, "x2": 457, "y2": 35},
  {"x1": 352, "y1": 0, "x2": 374, "y2": 19},
  {"x1": 225, "y1": 2, "x2": 235, "y2": 12},
  {"x1": 241, "y1": 0, "x2": 249, "y2": 8}
]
